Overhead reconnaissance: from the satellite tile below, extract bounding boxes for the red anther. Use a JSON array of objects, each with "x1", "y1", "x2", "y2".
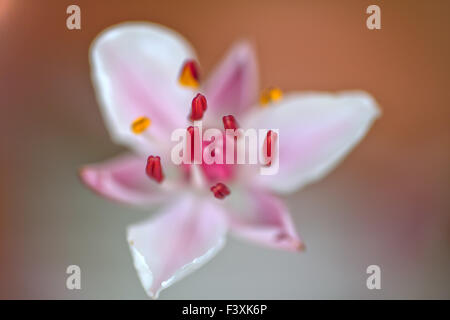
[
  {"x1": 210, "y1": 182, "x2": 230, "y2": 199},
  {"x1": 263, "y1": 130, "x2": 277, "y2": 166},
  {"x1": 179, "y1": 60, "x2": 200, "y2": 88},
  {"x1": 222, "y1": 115, "x2": 239, "y2": 131},
  {"x1": 184, "y1": 60, "x2": 199, "y2": 81},
  {"x1": 146, "y1": 155, "x2": 164, "y2": 183},
  {"x1": 190, "y1": 93, "x2": 207, "y2": 121}
]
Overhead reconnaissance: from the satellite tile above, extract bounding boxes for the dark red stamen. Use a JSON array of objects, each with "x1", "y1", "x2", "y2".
[
  {"x1": 266, "y1": 130, "x2": 273, "y2": 158},
  {"x1": 190, "y1": 93, "x2": 207, "y2": 121},
  {"x1": 210, "y1": 182, "x2": 230, "y2": 199},
  {"x1": 187, "y1": 126, "x2": 195, "y2": 162},
  {"x1": 146, "y1": 155, "x2": 164, "y2": 183},
  {"x1": 263, "y1": 130, "x2": 277, "y2": 166},
  {"x1": 222, "y1": 115, "x2": 239, "y2": 131}
]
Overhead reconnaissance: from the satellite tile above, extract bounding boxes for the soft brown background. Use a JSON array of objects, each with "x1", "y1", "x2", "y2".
[{"x1": 0, "y1": 0, "x2": 449, "y2": 299}]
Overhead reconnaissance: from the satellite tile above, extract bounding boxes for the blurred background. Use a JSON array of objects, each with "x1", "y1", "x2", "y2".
[{"x1": 0, "y1": 0, "x2": 449, "y2": 299}]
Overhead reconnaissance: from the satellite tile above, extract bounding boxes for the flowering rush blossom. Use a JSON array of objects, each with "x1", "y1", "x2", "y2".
[{"x1": 80, "y1": 22, "x2": 380, "y2": 298}]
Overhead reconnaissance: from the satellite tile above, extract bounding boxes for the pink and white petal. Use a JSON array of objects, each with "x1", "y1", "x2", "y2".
[
  {"x1": 79, "y1": 153, "x2": 168, "y2": 206},
  {"x1": 247, "y1": 91, "x2": 380, "y2": 193},
  {"x1": 203, "y1": 41, "x2": 258, "y2": 121},
  {"x1": 127, "y1": 196, "x2": 228, "y2": 298},
  {"x1": 226, "y1": 186, "x2": 304, "y2": 252},
  {"x1": 90, "y1": 23, "x2": 196, "y2": 153}
]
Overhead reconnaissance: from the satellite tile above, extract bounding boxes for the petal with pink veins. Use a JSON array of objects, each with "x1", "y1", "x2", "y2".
[
  {"x1": 79, "y1": 153, "x2": 168, "y2": 206},
  {"x1": 127, "y1": 196, "x2": 228, "y2": 299},
  {"x1": 203, "y1": 41, "x2": 259, "y2": 121},
  {"x1": 226, "y1": 186, "x2": 304, "y2": 252},
  {"x1": 247, "y1": 91, "x2": 380, "y2": 193},
  {"x1": 90, "y1": 23, "x2": 197, "y2": 153}
]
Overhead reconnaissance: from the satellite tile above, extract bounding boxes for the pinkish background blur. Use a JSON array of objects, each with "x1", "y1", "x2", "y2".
[{"x1": 0, "y1": 0, "x2": 449, "y2": 299}]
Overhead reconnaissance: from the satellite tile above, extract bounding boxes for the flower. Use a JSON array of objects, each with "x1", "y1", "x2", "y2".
[{"x1": 79, "y1": 22, "x2": 380, "y2": 298}]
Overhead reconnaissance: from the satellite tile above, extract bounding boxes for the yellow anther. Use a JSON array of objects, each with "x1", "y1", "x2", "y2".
[
  {"x1": 131, "y1": 116, "x2": 151, "y2": 134},
  {"x1": 260, "y1": 87, "x2": 283, "y2": 106},
  {"x1": 179, "y1": 60, "x2": 199, "y2": 88}
]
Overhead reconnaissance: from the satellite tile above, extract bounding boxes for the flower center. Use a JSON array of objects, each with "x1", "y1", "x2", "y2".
[
  {"x1": 137, "y1": 61, "x2": 252, "y2": 200},
  {"x1": 200, "y1": 134, "x2": 236, "y2": 183},
  {"x1": 185, "y1": 124, "x2": 236, "y2": 184}
]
